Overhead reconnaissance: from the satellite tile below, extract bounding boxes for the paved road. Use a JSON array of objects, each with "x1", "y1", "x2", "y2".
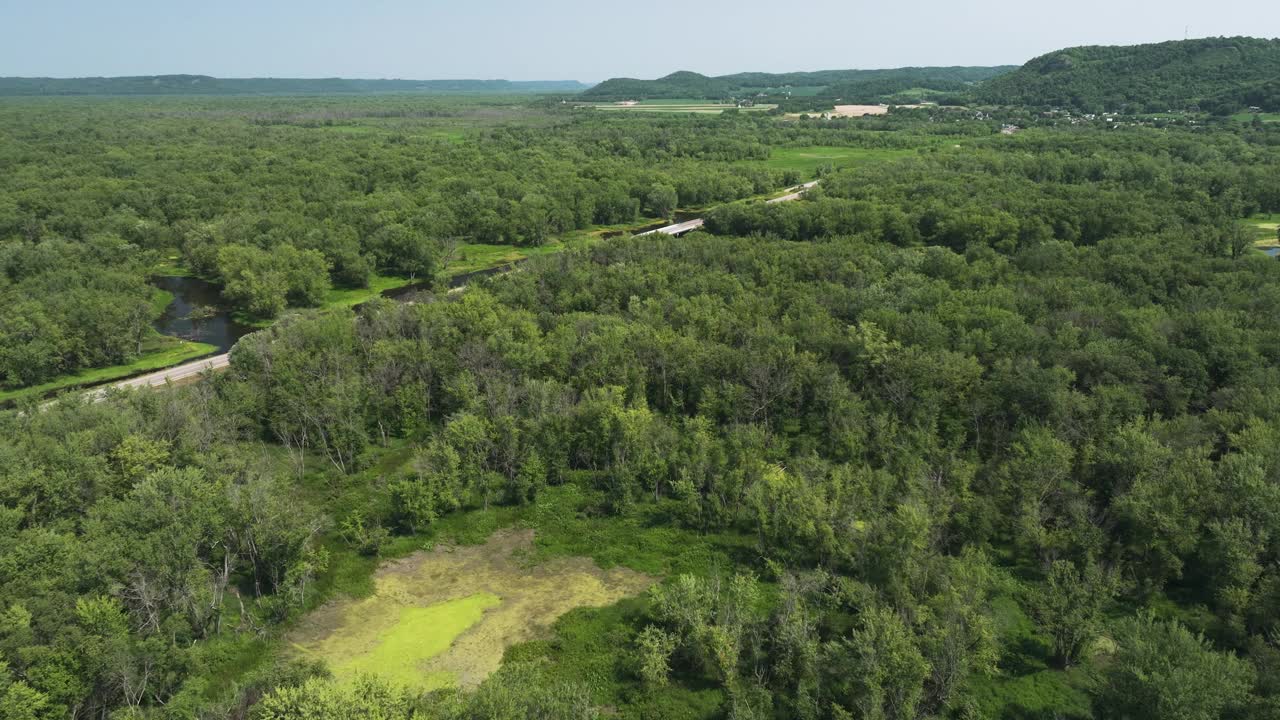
[
  {"x1": 638, "y1": 180, "x2": 819, "y2": 236},
  {"x1": 766, "y1": 180, "x2": 820, "y2": 204},
  {"x1": 84, "y1": 353, "x2": 230, "y2": 402},
  {"x1": 85, "y1": 180, "x2": 821, "y2": 401}
]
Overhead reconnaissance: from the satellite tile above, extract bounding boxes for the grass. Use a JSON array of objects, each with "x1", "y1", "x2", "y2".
[
  {"x1": 0, "y1": 333, "x2": 218, "y2": 405},
  {"x1": 288, "y1": 523, "x2": 654, "y2": 692},
  {"x1": 150, "y1": 286, "x2": 175, "y2": 315},
  {"x1": 1247, "y1": 213, "x2": 1280, "y2": 248},
  {"x1": 744, "y1": 145, "x2": 920, "y2": 178},
  {"x1": 968, "y1": 593, "x2": 1093, "y2": 719},
  {"x1": 329, "y1": 593, "x2": 501, "y2": 691},
  {"x1": 153, "y1": 254, "x2": 193, "y2": 277},
  {"x1": 1232, "y1": 112, "x2": 1280, "y2": 123},
  {"x1": 446, "y1": 243, "x2": 562, "y2": 276},
  {"x1": 324, "y1": 274, "x2": 419, "y2": 308}
]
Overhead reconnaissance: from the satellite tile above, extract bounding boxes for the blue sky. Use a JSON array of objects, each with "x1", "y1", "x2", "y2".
[{"x1": 1, "y1": 0, "x2": 1277, "y2": 81}]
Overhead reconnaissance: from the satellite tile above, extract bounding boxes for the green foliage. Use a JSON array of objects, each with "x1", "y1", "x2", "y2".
[
  {"x1": 1095, "y1": 613, "x2": 1256, "y2": 720},
  {"x1": 5, "y1": 93, "x2": 1280, "y2": 720},
  {"x1": 1033, "y1": 560, "x2": 1121, "y2": 668},
  {"x1": 977, "y1": 37, "x2": 1280, "y2": 113},
  {"x1": 216, "y1": 243, "x2": 330, "y2": 319},
  {"x1": 582, "y1": 66, "x2": 1014, "y2": 103}
]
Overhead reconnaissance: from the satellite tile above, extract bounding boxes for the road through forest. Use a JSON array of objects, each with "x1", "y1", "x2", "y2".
[{"x1": 88, "y1": 181, "x2": 820, "y2": 400}]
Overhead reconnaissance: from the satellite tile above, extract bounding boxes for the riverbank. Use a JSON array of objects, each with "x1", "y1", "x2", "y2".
[
  {"x1": 14, "y1": 177, "x2": 831, "y2": 405},
  {"x1": 0, "y1": 333, "x2": 218, "y2": 405}
]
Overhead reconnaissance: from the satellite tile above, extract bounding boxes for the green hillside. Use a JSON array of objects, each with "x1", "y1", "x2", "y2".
[
  {"x1": 0, "y1": 75, "x2": 589, "y2": 96},
  {"x1": 974, "y1": 36, "x2": 1280, "y2": 113},
  {"x1": 581, "y1": 66, "x2": 1014, "y2": 102}
]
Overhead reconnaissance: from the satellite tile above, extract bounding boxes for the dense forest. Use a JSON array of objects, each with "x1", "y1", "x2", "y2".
[
  {"x1": 3, "y1": 82, "x2": 1280, "y2": 720},
  {"x1": 6, "y1": 97, "x2": 912, "y2": 388},
  {"x1": 581, "y1": 67, "x2": 1014, "y2": 103},
  {"x1": 0, "y1": 76, "x2": 590, "y2": 97},
  {"x1": 584, "y1": 37, "x2": 1280, "y2": 113},
  {"x1": 975, "y1": 37, "x2": 1280, "y2": 113}
]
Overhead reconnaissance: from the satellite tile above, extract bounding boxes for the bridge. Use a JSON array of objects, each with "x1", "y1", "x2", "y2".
[{"x1": 637, "y1": 180, "x2": 819, "y2": 238}]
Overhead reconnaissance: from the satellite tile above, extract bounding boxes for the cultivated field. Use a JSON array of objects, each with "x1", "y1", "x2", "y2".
[{"x1": 288, "y1": 529, "x2": 654, "y2": 692}]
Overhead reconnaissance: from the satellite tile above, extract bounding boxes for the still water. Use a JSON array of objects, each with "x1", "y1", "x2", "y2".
[{"x1": 151, "y1": 276, "x2": 256, "y2": 353}]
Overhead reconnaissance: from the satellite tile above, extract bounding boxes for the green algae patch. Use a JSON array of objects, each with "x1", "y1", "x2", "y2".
[
  {"x1": 329, "y1": 593, "x2": 501, "y2": 690},
  {"x1": 289, "y1": 530, "x2": 653, "y2": 692}
]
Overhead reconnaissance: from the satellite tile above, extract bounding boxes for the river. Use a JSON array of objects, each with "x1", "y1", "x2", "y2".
[{"x1": 152, "y1": 275, "x2": 256, "y2": 353}]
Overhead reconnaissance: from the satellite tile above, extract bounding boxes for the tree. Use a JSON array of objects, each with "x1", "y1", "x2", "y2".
[
  {"x1": 645, "y1": 184, "x2": 678, "y2": 220},
  {"x1": 635, "y1": 626, "x2": 677, "y2": 687},
  {"x1": 1095, "y1": 613, "x2": 1255, "y2": 720},
  {"x1": 371, "y1": 223, "x2": 437, "y2": 279},
  {"x1": 824, "y1": 605, "x2": 928, "y2": 720},
  {"x1": 1033, "y1": 559, "x2": 1120, "y2": 667},
  {"x1": 216, "y1": 244, "x2": 288, "y2": 318},
  {"x1": 255, "y1": 675, "x2": 412, "y2": 720}
]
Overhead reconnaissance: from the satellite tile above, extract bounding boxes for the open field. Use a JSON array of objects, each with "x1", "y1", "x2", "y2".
[
  {"x1": 323, "y1": 274, "x2": 420, "y2": 308},
  {"x1": 288, "y1": 529, "x2": 653, "y2": 692},
  {"x1": 1248, "y1": 212, "x2": 1280, "y2": 246},
  {"x1": 1233, "y1": 112, "x2": 1280, "y2": 123},
  {"x1": 747, "y1": 145, "x2": 920, "y2": 175}
]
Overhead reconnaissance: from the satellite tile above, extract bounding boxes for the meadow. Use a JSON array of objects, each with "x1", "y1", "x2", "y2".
[
  {"x1": 749, "y1": 144, "x2": 921, "y2": 175},
  {"x1": 288, "y1": 528, "x2": 652, "y2": 693}
]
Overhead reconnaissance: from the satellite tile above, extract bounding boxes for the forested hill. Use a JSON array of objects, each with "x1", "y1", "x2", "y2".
[
  {"x1": 0, "y1": 75, "x2": 590, "y2": 96},
  {"x1": 580, "y1": 66, "x2": 1014, "y2": 102},
  {"x1": 974, "y1": 36, "x2": 1280, "y2": 113}
]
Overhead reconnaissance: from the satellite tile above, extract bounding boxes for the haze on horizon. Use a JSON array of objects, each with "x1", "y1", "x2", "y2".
[{"x1": 2, "y1": 0, "x2": 1277, "y2": 82}]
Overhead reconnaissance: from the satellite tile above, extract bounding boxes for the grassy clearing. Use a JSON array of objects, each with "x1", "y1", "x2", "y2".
[
  {"x1": 0, "y1": 333, "x2": 218, "y2": 404},
  {"x1": 152, "y1": 254, "x2": 193, "y2": 277},
  {"x1": 969, "y1": 593, "x2": 1093, "y2": 718},
  {"x1": 1232, "y1": 112, "x2": 1280, "y2": 123},
  {"x1": 443, "y1": 219, "x2": 663, "y2": 276},
  {"x1": 330, "y1": 593, "x2": 500, "y2": 691},
  {"x1": 745, "y1": 145, "x2": 919, "y2": 177},
  {"x1": 324, "y1": 274, "x2": 418, "y2": 308},
  {"x1": 288, "y1": 527, "x2": 654, "y2": 692},
  {"x1": 446, "y1": 243, "x2": 561, "y2": 276},
  {"x1": 1248, "y1": 213, "x2": 1280, "y2": 247}
]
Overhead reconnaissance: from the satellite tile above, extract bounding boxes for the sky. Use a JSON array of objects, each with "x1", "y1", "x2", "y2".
[{"x1": 1, "y1": 0, "x2": 1277, "y2": 82}]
